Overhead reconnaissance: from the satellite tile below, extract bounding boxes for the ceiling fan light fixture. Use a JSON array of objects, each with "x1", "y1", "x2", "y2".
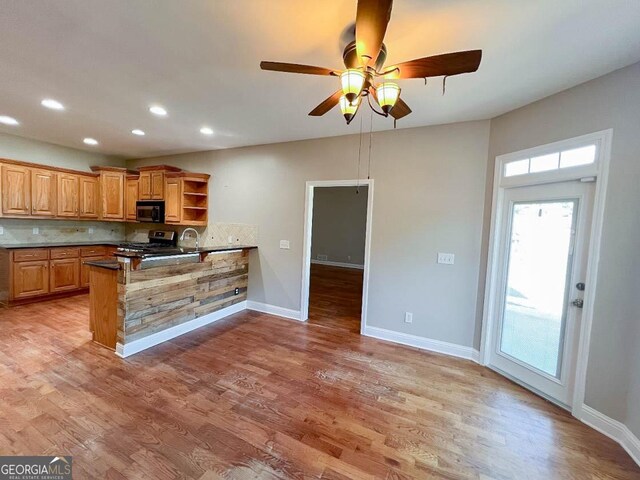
[
  {"x1": 340, "y1": 69, "x2": 366, "y2": 103},
  {"x1": 339, "y1": 95, "x2": 360, "y2": 124},
  {"x1": 376, "y1": 82, "x2": 400, "y2": 114}
]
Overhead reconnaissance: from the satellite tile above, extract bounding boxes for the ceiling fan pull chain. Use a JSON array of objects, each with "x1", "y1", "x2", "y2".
[
  {"x1": 356, "y1": 112, "x2": 364, "y2": 193},
  {"x1": 442, "y1": 75, "x2": 449, "y2": 96},
  {"x1": 368, "y1": 109, "x2": 373, "y2": 180},
  {"x1": 424, "y1": 77, "x2": 428, "y2": 86},
  {"x1": 394, "y1": 118, "x2": 397, "y2": 129}
]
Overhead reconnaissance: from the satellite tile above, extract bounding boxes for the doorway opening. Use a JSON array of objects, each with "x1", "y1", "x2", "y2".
[{"x1": 301, "y1": 180, "x2": 373, "y2": 334}]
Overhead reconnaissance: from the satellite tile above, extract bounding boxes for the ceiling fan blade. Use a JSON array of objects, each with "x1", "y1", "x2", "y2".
[
  {"x1": 260, "y1": 61, "x2": 338, "y2": 76},
  {"x1": 382, "y1": 50, "x2": 482, "y2": 79},
  {"x1": 355, "y1": 0, "x2": 393, "y2": 66},
  {"x1": 309, "y1": 90, "x2": 343, "y2": 116},
  {"x1": 390, "y1": 96, "x2": 411, "y2": 119}
]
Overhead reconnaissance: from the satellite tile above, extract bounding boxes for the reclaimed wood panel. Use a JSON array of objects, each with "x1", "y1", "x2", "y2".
[{"x1": 118, "y1": 250, "x2": 249, "y2": 344}]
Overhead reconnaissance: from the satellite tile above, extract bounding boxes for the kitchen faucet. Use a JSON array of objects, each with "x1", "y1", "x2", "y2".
[{"x1": 180, "y1": 228, "x2": 200, "y2": 249}]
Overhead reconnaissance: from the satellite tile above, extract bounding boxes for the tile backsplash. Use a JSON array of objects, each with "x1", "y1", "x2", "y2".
[
  {"x1": 0, "y1": 219, "x2": 125, "y2": 245},
  {"x1": 125, "y1": 222, "x2": 258, "y2": 247}
]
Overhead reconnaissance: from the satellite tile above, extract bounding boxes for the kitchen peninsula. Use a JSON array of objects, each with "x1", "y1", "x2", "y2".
[{"x1": 87, "y1": 244, "x2": 256, "y2": 357}]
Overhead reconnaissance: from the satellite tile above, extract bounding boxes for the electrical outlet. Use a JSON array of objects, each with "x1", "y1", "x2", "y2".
[
  {"x1": 234, "y1": 287, "x2": 239, "y2": 295},
  {"x1": 317, "y1": 254, "x2": 328, "y2": 261},
  {"x1": 405, "y1": 312, "x2": 413, "y2": 323},
  {"x1": 88, "y1": 227, "x2": 95, "y2": 235},
  {"x1": 437, "y1": 253, "x2": 455, "y2": 265},
  {"x1": 228, "y1": 235, "x2": 234, "y2": 244},
  {"x1": 347, "y1": 255, "x2": 351, "y2": 261},
  {"x1": 279, "y1": 240, "x2": 290, "y2": 250},
  {"x1": 32, "y1": 227, "x2": 39, "y2": 235}
]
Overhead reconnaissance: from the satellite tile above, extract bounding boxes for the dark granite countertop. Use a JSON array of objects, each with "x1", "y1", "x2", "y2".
[
  {"x1": 113, "y1": 245, "x2": 257, "y2": 259},
  {"x1": 0, "y1": 241, "x2": 122, "y2": 249},
  {"x1": 83, "y1": 260, "x2": 121, "y2": 270}
]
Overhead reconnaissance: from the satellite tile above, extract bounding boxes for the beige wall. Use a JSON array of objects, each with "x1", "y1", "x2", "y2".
[
  {"x1": 311, "y1": 186, "x2": 368, "y2": 266},
  {"x1": 0, "y1": 131, "x2": 123, "y2": 171},
  {"x1": 487, "y1": 62, "x2": 640, "y2": 433},
  {"x1": 129, "y1": 120, "x2": 491, "y2": 348},
  {"x1": 0, "y1": 132, "x2": 126, "y2": 244}
]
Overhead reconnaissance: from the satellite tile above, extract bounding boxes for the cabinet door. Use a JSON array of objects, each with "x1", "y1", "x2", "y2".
[
  {"x1": 125, "y1": 178, "x2": 139, "y2": 220},
  {"x1": 12, "y1": 260, "x2": 49, "y2": 299},
  {"x1": 50, "y1": 258, "x2": 80, "y2": 292},
  {"x1": 57, "y1": 174, "x2": 79, "y2": 217},
  {"x1": 164, "y1": 178, "x2": 182, "y2": 223},
  {"x1": 81, "y1": 256, "x2": 104, "y2": 287},
  {"x1": 139, "y1": 172, "x2": 151, "y2": 200},
  {"x1": 150, "y1": 172, "x2": 164, "y2": 199},
  {"x1": 2, "y1": 164, "x2": 31, "y2": 216},
  {"x1": 31, "y1": 169, "x2": 57, "y2": 216},
  {"x1": 101, "y1": 172, "x2": 125, "y2": 220},
  {"x1": 79, "y1": 176, "x2": 100, "y2": 218}
]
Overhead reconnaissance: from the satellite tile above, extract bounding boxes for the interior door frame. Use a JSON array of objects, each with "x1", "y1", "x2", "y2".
[
  {"x1": 300, "y1": 179, "x2": 374, "y2": 334},
  {"x1": 480, "y1": 129, "x2": 613, "y2": 417}
]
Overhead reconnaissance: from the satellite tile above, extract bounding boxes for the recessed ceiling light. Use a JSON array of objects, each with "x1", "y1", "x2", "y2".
[
  {"x1": 83, "y1": 137, "x2": 98, "y2": 146},
  {"x1": 0, "y1": 115, "x2": 19, "y2": 126},
  {"x1": 41, "y1": 98, "x2": 65, "y2": 110},
  {"x1": 200, "y1": 127, "x2": 214, "y2": 135},
  {"x1": 131, "y1": 129, "x2": 145, "y2": 136},
  {"x1": 149, "y1": 105, "x2": 167, "y2": 116}
]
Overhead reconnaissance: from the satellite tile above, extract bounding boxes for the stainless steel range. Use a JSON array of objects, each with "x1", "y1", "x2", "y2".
[{"x1": 117, "y1": 230, "x2": 180, "y2": 254}]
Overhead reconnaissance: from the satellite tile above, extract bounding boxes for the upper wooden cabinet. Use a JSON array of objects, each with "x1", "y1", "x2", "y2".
[
  {"x1": 57, "y1": 173, "x2": 80, "y2": 217},
  {"x1": 31, "y1": 169, "x2": 57, "y2": 217},
  {"x1": 2, "y1": 164, "x2": 31, "y2": 216},
  {"x1": 125, "y1": 174, "x2": 139, "y2": 221},
  {"x1": 138, "y1": 166, "x2": 181, "y2": 201},
  {"x1": 164, "y1": 172, "x2": 210, "y2": 226},
  {"x1": 91, "y1": 167, "x2": 125, "y2": 221},
  {"x1": 0, "y1": 159, "x2": 209, "y2": 225},
  {"x1": 79, "y1": 175, "x2": 100, "y2": 219}
]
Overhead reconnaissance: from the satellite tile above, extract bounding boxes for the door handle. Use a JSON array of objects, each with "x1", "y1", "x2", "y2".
[{"x1": 571, "y1": 298, "x2": 584, "y2": 308}]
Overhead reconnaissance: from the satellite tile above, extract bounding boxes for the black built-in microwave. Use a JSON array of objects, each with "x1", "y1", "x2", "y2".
[{"x1": 136, "y1": 201, "x2": 165, "y2": 223}]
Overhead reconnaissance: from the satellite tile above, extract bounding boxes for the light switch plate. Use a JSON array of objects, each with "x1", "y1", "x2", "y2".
[
  {"x1": 88, "y1": 227, "x2": 95, "y2": 235},
  {"x1": 32, "y1": 227, "x2": 39, "y2": 235},
  {"x1": 279, "y1": 240, "x2": 290, "y2": 250},
  {"x1": 405, "y1": 312, "x2": 413, "y2": 323},
  {"x1": 228, "y1": 235, "x2": 234, "y2": 244},
  {"x1": 437, "y1": 252, "x2": 455, "y2": 265}
]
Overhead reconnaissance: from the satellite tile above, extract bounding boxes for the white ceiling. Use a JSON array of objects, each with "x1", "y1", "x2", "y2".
[{"x1": 1, "y1": 0, "x2": 639, "y2": 158}]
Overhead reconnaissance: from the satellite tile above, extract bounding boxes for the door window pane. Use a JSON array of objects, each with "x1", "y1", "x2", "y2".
[
  {"x1": 530, "y1": 153, "x2": 559, "y2": 173},
  {"x1": 560, "y1": 145, "x2": 596, "y2": 168},
  {"x1": 505, "y1": 159, "x2": 529, "y2": 177},
  {"x1": 500, "y1": 200, "x2": 575, "y2": 377}
]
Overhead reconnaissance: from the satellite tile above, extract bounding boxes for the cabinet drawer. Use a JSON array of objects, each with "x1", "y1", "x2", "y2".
[
  {"x1": 80, "y1": 246, "x2": 107, "y2": 257},
  {"x1": 50, "y1": 247, "x2": 80, "y2": 259},
  {"x1": 12, "y1": 248, "x2": 49, "y2": 262}
]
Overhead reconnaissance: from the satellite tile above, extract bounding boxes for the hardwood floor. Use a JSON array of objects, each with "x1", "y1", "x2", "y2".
[
  {"x1": 308, "y1": 264, "x2": 363, "y2": 333},
  {"x1": 0, "y1": 297, "x2": 638, "y2": 479}
]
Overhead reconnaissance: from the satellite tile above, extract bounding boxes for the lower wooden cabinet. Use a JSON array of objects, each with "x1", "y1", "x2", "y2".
[
  {"x1": 12, "y1": 260, "x2": 49, "y2": 299},
  {"x1": 50, "y1": 258, "x2": 81, "y2": 292},
  {"x1": 2, "y1": 244, "x2": 116, "y2": 306}
]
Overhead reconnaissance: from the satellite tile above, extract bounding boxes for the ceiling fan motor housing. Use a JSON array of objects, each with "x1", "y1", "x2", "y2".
[{"x1": 342, "y1": 40, "x2": 387, "y2": 71}]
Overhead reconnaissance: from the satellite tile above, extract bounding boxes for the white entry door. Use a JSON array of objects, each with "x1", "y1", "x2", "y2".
[{"x1": 488, "y1": 180, "x2": 594, "y2": 407}]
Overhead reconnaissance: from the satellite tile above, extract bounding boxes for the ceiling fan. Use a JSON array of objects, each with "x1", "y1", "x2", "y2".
[{"x1": 260, "y1": 0, "x2": 482, "y2": 125}]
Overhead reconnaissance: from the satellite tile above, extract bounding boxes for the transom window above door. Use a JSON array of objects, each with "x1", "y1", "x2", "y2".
[{"x1": 504, "y1": 145, "x2": 596, "y2": 178}]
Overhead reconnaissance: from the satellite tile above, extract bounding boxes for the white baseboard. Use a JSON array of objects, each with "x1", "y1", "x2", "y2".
[
  {"x1": 580, "y1": 405, "x2": 640, "y2": 467},
  {"x1": 115, "y1": 300, "x2": 247, "y2": 358},
  {"x1": 246, "y1": 300, "x2": 303, "y2": 321},
  {"x1": 362, "y1": 325, "x2": 478, "y2": 362},
  {"x1": 311, "y1": 259, "x2": 364, "y2": 270}
]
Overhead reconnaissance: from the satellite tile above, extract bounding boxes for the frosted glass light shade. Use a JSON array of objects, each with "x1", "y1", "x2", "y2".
[
  {"x1": 340, "y1": 69, "x2": 365, "y2": 103},
  {"x1": 376, "y1": 82, "x2": 400, "y2": 114},
  {"x1": 339, "y1": 95, "x2": 360, "y2": 124}
]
